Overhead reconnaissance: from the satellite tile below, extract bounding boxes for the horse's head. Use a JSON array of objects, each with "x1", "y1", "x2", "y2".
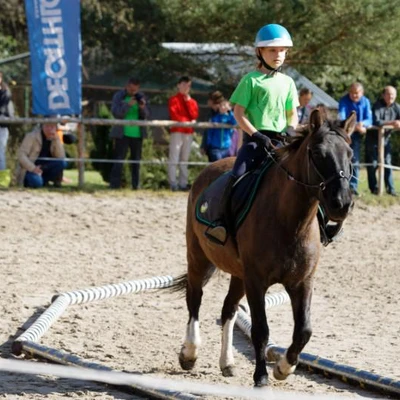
[{"x1": 305, "y1": 109, "x2": 356, "y2": 222}]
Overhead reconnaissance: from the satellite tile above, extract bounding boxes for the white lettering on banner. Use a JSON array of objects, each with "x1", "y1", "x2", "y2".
[
  {"x1": 39, "y1": 0, "x2": 71, "y2": 110},
  {"x1": 44, "y1": 48, "x2": 67, "y2": 78},
  {"x1": 47, "y1": 78, "x2": 70, "y2": 108}
]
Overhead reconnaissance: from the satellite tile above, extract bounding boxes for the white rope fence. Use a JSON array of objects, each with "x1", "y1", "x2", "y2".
[{"x1": 0, "y1": 358, "x2": 346, "y2": 400}]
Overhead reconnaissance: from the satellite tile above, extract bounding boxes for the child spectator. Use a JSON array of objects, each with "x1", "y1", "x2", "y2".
[{"x1": 204, "y1": 99, "x2": 237, "y2": 162}]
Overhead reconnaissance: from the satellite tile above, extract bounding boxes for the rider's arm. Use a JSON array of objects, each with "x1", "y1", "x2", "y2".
[
  {"x1": 286, "y1": 108, "x2": 298, "y2": 129},
  {"x1": 233, "y1": 104, "x2": 258, "y2": 135}
]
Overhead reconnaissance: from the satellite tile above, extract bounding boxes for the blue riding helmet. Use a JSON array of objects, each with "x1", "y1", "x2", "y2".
[{"x1": 255, "y1": 24, "x2": 293, "y2": 47}]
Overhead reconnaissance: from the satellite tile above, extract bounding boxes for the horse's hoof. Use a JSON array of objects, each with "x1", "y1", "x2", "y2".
[
  {"x1": 179, "y1": 354, "x2": 196, "y2": 370},
  {"x1": 221, "y1": 366, "x2": 236, "y2": 377},
  {"x1": 273, "y1": 364, "x2": 287, "y2": 380},
  {"x1": 273, "y1": 363, "x2": 295, "y2": 380},
  {"x1": 254, "y1": 375, "x2": 268, "y2": 387}
]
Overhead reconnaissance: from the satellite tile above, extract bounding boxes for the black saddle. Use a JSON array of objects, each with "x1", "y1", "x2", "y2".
[{"x1": 195, "y1": 159, "x2": 274, "y2": 231}]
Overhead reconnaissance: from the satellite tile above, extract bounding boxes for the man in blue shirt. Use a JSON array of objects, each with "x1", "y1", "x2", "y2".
[{"x1": 338, "y1": 82, "x2": 372, "y2": 196}]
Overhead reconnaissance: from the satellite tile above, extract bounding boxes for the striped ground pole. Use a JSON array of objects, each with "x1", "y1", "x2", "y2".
[
  {"x1": 13, "y1": 275, "x2": 174, "y2": 354},
  {"x1": 236, "y1": 306, "x2": 400, "y2": 397},
  {"x1": 19, "y1": 341, "x2": 198, "y2": 400},
  {"x1": 12, "y1": 275, "x2": 202, "y2": 400}
]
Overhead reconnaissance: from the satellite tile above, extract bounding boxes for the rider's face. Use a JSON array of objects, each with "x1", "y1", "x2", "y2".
[{"x1": 258, "y1": 47, "x2": 288, "y2": 69}]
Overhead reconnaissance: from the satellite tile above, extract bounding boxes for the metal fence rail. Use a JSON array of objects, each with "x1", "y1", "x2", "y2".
[{"x1": 1, "y1": 117, "x2": 398, "y2": 194}]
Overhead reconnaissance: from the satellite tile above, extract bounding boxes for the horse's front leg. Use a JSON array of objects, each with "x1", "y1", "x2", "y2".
[
  {"x1": 245, "y1": 277, "x2": 269, "y2": 386},
  {"x1": 219, "y1": 276, "x2": 245, "y2": 377},
  {"x1": 274, "y1": 280, "x2": 313, "y2": 380}
]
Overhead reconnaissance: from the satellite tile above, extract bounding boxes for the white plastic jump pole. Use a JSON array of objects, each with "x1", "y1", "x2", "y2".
[{"x1": 236, "y1": 306, "x2": 400, "y2": 396}]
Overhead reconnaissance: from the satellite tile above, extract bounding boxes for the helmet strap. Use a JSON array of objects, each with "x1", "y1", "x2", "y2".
[{"x1": 256, "y1": 52, "x2": 281, "y2": 75}]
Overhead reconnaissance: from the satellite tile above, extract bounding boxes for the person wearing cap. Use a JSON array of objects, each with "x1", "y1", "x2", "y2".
[
  {"x1": 206, "y1": 23, "x2": 299, "y2": 245},
  {"x1": 13, "y1": 120, "x2": 66, "y2": 188}
]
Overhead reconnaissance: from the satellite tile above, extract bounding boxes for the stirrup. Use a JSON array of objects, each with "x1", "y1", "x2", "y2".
[{"x1": 205, "y1": 224, "x2": 228, "y2": 246}]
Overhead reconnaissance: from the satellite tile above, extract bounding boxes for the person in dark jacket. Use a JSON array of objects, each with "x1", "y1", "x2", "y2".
[
  {"x1": 109, "y1": 77, "x2": 150, "y2": 189},
  {"x1": 366, "y1": 86, "x2": 400, "y2": 196}
]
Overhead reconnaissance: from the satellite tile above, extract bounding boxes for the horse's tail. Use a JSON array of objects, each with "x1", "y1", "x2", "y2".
[{"x1": 167, "y1": 265, "x2": 217, "y2": 296}]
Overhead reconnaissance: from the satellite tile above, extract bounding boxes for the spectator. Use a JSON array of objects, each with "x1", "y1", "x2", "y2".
[
  {"x1": 297, "y1": 88, "x2": 313, "y2": 125},
  {"x1": 57, "y1": 116, "x2": 78, "y2": 145},
  {"x1": 366, "y1": 86, "x2": 400, "y2": 196},
  {"x1": 203, "y1": 98, "x2": 237, "y2": 162},
  {"x1": 201, "y1": 91, "x2": 231, "y2": 158},
  {"x1": 168, "y1": 76, "x2": 199, "y2": 191},
  {"x1": 109, "y1": 77, "x2": 150, "y2": 190},
  {"x1": 338, "y1": 82, "x2": 373, "y2": 196},
  {"x1": 14, "y1": 120, "x2": 66, "y2": 188},
  {"x1": 0, "y1": 71, "x2": 15, "y2": 171},
  {"x1": 207, "y1": 90, "x2": 225, "y2": 117}
]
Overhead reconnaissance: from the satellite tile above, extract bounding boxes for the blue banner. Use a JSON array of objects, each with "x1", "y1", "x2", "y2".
[{"x1": 25, "y1": 0, "x2": 82, "y2": 115}]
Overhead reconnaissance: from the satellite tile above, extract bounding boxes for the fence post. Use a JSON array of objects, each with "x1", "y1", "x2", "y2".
[
  {"x1": 78, "y1": 122, "x2": 85, "y2": 188},
  {"x1": 377, "y1": 127, "x2": 385, "y2": 196}
]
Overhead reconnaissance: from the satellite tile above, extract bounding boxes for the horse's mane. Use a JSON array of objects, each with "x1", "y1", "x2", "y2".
[{"x1": 275, "y1": 120, "x2": 350, "y2": 161}]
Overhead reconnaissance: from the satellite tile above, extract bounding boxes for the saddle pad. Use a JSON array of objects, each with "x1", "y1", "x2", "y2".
[{"x1": 195, "y1": 159, "x2": 273, "y2": 230}]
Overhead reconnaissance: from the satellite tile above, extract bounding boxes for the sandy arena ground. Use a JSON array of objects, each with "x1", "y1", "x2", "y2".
[{"x1": 0, "y1": 190, "x2": 399, "y2": 399}]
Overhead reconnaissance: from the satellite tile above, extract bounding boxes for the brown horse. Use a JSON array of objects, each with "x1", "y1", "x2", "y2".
[{"x1": 174, "y1": 109, "x2": 356, "y2": 386}]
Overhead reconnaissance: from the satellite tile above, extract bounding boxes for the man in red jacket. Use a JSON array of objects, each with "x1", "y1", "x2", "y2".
[{"x1": 168, "y1": 76, "x2": 199, "y2": 191}]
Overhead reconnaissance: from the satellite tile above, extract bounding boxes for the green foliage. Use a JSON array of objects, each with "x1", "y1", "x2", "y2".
[
  {"x1": 6, "y1": 123, "x2": 30, "y2": 174},
  {"x1": 139, "y1": 133, "x2": 169, "y2": 190},
  {"x1": 2, "y1": 0, "x2": 400, "y2": 167}
]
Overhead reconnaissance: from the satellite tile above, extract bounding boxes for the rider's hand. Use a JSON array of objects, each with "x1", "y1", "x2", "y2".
[
  {"x1": 252, "y1": 131, "x2": 272, "y2": 149},
  {"x1": 285, "y1": 126, "x2": 297, "y2": 137}
]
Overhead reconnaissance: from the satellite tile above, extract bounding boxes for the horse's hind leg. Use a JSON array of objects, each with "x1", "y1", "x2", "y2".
[
  {"x1": 274, "y1": 281, "x2": 313, "y2": 380},
  {"x1": 219, "y1": 276, "x2": 245, "y2": 377},
  {"x1": 179, "y1": 238, "x2": 213, "y2": 371}
]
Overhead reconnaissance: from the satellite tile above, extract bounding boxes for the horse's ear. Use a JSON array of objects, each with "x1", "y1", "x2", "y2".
[
  {"x1": 343, "y1": 111, "x2": 357, "y2": 136},
  {"x1": 309, "y1": 109, "x2": 324, "y2": 133}
]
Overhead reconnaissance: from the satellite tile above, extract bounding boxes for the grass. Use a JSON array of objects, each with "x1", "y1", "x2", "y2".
[
  {"x1": 354, "y1": 169, "x2": 400, "y2": 206},
  {"x1": 1, "y1": 167, "x2": 399, "y2": 206}
]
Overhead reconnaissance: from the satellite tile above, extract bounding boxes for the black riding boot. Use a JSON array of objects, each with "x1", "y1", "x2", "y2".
[{"x1": 205, "y1": 175, "x2": 237, "y2": 245}]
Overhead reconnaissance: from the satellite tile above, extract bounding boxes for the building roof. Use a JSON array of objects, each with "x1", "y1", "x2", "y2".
[{"x1": 162, "y1": 42, "x2": 339, "y2": 109}]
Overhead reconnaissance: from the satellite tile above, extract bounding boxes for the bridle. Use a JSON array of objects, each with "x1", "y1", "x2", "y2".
[
  {"x1": 265, "y1": 134, "x2": 353, "y2": 191},
  {"x1": 306, "y1": 145, "x2": 353, "y2": 191}
]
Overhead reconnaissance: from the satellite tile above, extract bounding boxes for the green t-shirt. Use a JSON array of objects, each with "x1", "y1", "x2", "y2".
[
  {"x1": 123, "y1": 96, "x2": 141, "y2": 138},
  {"x1": 230, "y1": 70, "x2": 299, "y2": 132}
]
